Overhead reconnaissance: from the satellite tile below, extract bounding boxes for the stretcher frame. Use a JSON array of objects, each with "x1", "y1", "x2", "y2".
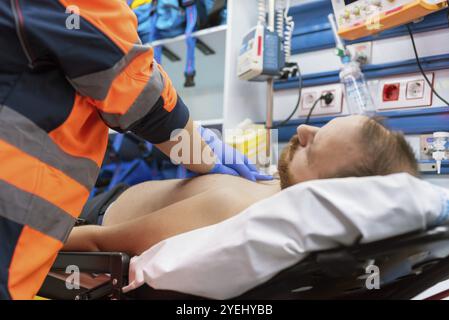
[
  {"x1": 40, "y1": 252, "x2": 129, "y2": 300},
  {"x1": 39, "y1": 225, "x2": 449, "y2": 300}
]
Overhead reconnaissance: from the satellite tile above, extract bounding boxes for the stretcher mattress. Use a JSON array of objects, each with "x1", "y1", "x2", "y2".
[{"x1": 123, "y1": 173, "x2": 449, "y2": 299}]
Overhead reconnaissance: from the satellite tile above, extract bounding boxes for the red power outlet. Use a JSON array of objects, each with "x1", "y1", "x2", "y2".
[{"x1": 382, "y1": 83, "x2": 400, "y2": 102}]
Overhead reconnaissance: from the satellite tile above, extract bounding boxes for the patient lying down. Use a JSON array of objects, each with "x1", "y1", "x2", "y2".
[{"x1": 64, "y1": 115, "x2": 419, "y2": 256}]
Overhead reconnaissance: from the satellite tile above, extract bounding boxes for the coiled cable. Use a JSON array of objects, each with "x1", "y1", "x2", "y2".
[
  {"x1": 284, "y1": 0, "x2": 294, "y2": 62},
  {"x1": 276, "y1": 0, "x2": 285, "y2": 38}
]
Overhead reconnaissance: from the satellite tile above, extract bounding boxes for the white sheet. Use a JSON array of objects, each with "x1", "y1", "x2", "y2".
[{"x1": 122, "y1": 173, "x2": 449, "y2": 299}]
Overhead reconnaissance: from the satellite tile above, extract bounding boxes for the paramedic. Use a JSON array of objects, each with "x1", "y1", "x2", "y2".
[{"x1": 0, "y1": 0, "x2": 263, "y2": 300}]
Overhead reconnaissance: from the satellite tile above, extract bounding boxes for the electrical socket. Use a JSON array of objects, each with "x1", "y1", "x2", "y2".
[
  {"x1": 299, "y1": 84, "x2": 344, "y2": 118},
  {"x1": 382, "y1": 83, "x2": 400, "y2": 102},
  {"x1": 321, "y1": 90, "x2": 337, "y2": 108},
  {"x1": 301, "y1": 91, "x2": 320, "y2": 110},
  {"x1": 406, "y1": 80, "x2": 425, "y2": 100}
]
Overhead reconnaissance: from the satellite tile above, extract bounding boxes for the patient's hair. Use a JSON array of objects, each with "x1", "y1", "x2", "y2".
[{"x1": 335, "y1": 117, "x2": 419, "y2": 178}]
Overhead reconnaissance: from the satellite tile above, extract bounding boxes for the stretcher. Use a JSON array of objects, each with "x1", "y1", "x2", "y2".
[{"x1": 38, "y1": 224, "x2": 449, "y2": 300}]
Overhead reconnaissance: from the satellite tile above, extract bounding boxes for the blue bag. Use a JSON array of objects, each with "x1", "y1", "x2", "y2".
[
  {"x1": 133, "y1": 3, "x2": 154, "y2": 43},
  {"x1": 155, "y1": 0, "x2": 186, "y2": 39},
  {"x1": 130, "y1": 1, "x2": 227, "y2": 87},
  {"x1": 152, "y1": 0, "x2": 201, "y2": 87}
]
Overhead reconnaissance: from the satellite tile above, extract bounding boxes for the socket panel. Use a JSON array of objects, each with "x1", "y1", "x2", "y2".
[
  {"x1": 376, "y1": 73, "x2": 434, "y2": 110},
  {"x1": 298, "y1": 84, "x2": 344, "y2": 118}
]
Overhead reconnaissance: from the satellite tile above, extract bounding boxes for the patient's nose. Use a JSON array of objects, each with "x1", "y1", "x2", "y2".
[{"x1": 297, "y1": 125, "x2": 319, "y2": 147}]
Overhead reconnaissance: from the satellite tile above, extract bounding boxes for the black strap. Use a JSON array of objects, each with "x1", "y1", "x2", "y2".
[{"x1": 79, "y1": 184, "x2": 130, "y2": 225}]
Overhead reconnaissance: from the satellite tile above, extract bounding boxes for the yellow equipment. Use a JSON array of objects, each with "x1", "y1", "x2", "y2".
[
  {"x1": 225, "y1": 122, "x2": 268, "y2": 167},
  {"x1": 331, "y1": 0, "x2": 448, "y2": 40},
  {"x1": 129, "y1": 0, "x2": 152, "y2": 10}
]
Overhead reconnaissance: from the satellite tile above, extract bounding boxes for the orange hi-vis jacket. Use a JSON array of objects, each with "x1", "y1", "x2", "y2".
[{"x1": 0, "y1": 0, "x2": 189, "y2": 299}]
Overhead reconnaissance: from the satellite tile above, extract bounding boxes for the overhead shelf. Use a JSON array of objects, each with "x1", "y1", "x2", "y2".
[
  {"x1": 196, "y1": 118, "x2": 224, "y2": 126},
  {"x1": 152, "y1": 24, "x2": 227, "y2": 89},
  {"x1": 150, "y1": 25, "x2": 228, "y2": 47},
  {"x1": 151, "y1": 25, "x2": 228, "y2": 123}
]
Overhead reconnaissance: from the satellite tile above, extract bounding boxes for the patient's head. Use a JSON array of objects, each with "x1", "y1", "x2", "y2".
[{"x1": 277, "y1": 115, "x2": 419, "y2": 189}]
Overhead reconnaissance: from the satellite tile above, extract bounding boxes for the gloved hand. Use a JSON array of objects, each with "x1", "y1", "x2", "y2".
[{"x1": 199, "y1": 126, "x2": 273, "y2": 182}]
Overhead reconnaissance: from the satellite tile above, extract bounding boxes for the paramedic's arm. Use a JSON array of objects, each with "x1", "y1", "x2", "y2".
[{"x1": 154, "y1": 117, "x2": 215, "y2": 174}]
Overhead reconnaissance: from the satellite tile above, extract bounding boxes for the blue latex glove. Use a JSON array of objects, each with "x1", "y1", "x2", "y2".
[{"x1": 199, "y1": 126, "x2": 273, "y2": 181}]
